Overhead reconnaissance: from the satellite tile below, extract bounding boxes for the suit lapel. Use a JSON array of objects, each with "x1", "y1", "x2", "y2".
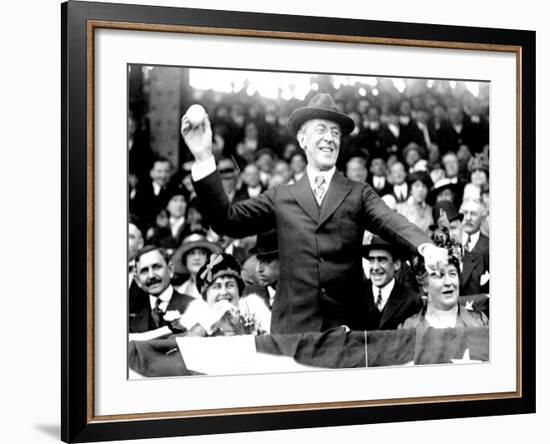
[
  {"x1": 461, "y1": 252, "x2": 475, "y2": 286},
  {"x1": 379, "y1": 284, "x2": 404, "y2": 328},
  {"x1": 461, "y1": 233, "x2": 485, "y2": 286},
  {"x1": 289, "y1": 172, "x2": 320, "y2": 222},
  {"x1": 318, "y1": 172, "x2": 353, "y2": 227}
]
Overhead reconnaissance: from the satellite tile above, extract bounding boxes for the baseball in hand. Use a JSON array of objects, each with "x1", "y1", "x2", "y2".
[{"x1": 185, "y1": 104, "x2": 207, "y2": 127}]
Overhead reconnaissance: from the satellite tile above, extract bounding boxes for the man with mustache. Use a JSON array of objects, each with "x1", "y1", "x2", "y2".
[
  {"x1": 182, "y1": 93, "x2": 445, "y2": 334},
  {"x1": 129, "y1": 245, "x2": 209, "y2": 334},
  {"x1": 362, "y1": 236, "x2": 423, "y2": 330}
]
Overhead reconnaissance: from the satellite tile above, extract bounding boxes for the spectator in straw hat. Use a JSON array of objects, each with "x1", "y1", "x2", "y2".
[
  {"x1": 172, "y1": 232, "x2": 222, "y2": 299},
  {"x1": 182, "y1": 93, "x2": 445, "y2": 334}
]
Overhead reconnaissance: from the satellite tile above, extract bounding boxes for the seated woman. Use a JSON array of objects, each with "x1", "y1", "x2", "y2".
[
  {"x1": 174, "y1": 253, "x2": 269, "y2": 336},
  {"x1": 400, "y1": 224, "x2": 488, "y2": 329}
]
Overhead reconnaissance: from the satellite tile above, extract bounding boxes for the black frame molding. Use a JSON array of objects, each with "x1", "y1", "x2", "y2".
[{"x1": 62, "y1": 1, "x2": 536, "y2": 442}]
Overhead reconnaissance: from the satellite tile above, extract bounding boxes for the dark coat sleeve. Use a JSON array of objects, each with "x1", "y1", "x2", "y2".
[
  {"x1": 193, "y1": 171, "x2": 277, "y2": 238},
  {"x1": 360, "y1": 183, "x2": 432, "y2": 255}
]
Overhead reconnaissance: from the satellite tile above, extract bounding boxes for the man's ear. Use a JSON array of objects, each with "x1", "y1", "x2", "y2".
[
  {"x1": 296, "y1": 129, "x2": 306, "y2": 149},
  {"x1": 393, "y1": 258, "x2": 401, "y2": 273},
  {"x1": 168, "y1": 261, "x2": 175, "y2": 279}
]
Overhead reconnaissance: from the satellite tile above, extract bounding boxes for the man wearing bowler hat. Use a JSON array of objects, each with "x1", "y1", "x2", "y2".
[
  {"x1": 362, "y1": 236, "x2": 423, "y2": 330},
  {"x1": 242, "y1": 230, "x2": 280, "y2": 311},
  {"x1": 181, "y1": 93, "x2": 445, "y2": 334}
]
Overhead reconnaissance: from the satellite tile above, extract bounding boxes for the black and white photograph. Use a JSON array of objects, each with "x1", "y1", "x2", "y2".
[
  {"x1": 127, "y1": 65, "x2": 491, "y2": 377},
  {"x1": 54, "y1": 0, "x2": 537, "y2": 442}
]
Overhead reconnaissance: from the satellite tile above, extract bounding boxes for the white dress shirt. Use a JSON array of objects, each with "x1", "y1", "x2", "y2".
[
  {"x1": 149, "y1": 285, "x2": 174, "y2": 313},
  {"x1": 169, "y1": 216, "x2": 185, "y2": 238},
  {"x1": 149, "y1": 285, "x2": 210, "y2": 331},
  {"x1": 393, "y1": 183, "x2": 408, "y2": 201},
  {"x1": 306, "y1": 165, "x2": 336, "y2": 201},
  {"x1": 371, "y1": 278, "x2": 395, "y2": 311},
  {"x1": 152, "y1": 181, "x2": 162, "y2": 196},
  {"x1": 373, "y1": 176, "x2": 386, "y2": 190},
  {"x1": 462, "y1": 230, "x2": 481, "y2": 252},
  {"x1": 247, "y1": 185, "x2": 263, "y2": 198}
]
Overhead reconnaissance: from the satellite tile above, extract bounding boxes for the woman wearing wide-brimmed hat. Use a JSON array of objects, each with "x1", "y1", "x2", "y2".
[
  {"x1": 172, "y1": 232, "x2": 222, "y2": 299},
  {"x1": 399, "y1": 171, "x2": 434, "y2": 234}
]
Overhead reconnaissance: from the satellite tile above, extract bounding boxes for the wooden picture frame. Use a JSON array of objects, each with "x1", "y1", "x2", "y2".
[{"x1": 62, "y1": 1, "x2": 535, "y2": 442}]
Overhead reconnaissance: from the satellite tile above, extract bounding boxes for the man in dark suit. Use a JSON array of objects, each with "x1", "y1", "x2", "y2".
[
  {"x1": 460, "y1": 198, "x2": 489, "y2": 295},
  {"x1": 129, "y1": 245, "x2": 208, "y2": 334},
  {"x1": 362, "y1": 236, "x2": 423, "y2": 330},
  {"x1": 388, "y1": 161, "x2": 409, "y2": 204},
  {"x1": 367, "y1": 155, "x2": 393, "y2": 196},
  {"x1": 131, "y1": 156, "x2": 173, "y2": 226},
  {"x1": 234, "y1": 163, "x2": 266, "y2": 201},
  {"x1": 181, "y1": 93, "x2": 445, "y2": 334}
]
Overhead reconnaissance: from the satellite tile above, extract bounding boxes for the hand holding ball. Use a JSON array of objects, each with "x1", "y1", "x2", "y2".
[
  {"x1": 181, "y1": 104, "x2": 212, "y2": 161},
  {"x1": 185, "y1": 104, "x2": 207, "y2": 127}
]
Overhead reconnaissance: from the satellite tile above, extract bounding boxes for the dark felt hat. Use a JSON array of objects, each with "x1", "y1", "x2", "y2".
[
  {"x1": 406, "y1": 170, "x2": 433, "y2": 190},
  {"x1": 361, "y1": 235, "x2": 403, "y2": 260},
  {"x1": 427, "y1": 178, "x2": 458, "y2": 206},
  {"x1": 287, "y1": 93, "x2": 355, "y2": 137},
  {"x1": 429, "y1": 200, "x2": 464, "y2": 231},
  {"x1": 249, "y1": 230, "x2": 279, "y2": 259},
  {"x1": 166, "y1": 184, "x2": 187, "y2": 201}
]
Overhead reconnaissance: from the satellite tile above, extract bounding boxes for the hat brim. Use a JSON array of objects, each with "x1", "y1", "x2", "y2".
[
  {"x1": 288, "y1": 107, "x2": 355, "y2": 138},
  {"x1": 427, "y1": 183, "x2": 458, "y2": 206},
  {"x1": 172, "y1": 241, "x2": 222, "y2": 274},
  {"x1": 254, "y1": 250, "x2": 279, "y2": 260},
  {"x1": 249, "y1": 246, "x2": 278, "y2": 256},
  {"x1": 361, "y1": 243, "x2": 403, "y2": 259}
]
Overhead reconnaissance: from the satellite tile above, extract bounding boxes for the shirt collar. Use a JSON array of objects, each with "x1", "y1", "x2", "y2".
[
  {"x1": 463, "y1": 230, "x2": 480, "y2": 248},
  {"x1": 371, "y1": 278, "x2": 395, "y2": 310},
  {"x1": 267, "y1": 285, "x2": 276, "y2": 308},
  {"x1": 149, "y1": 285, "x2": 174, "y2": 312},
  {"x1": 152, "y1": 181, "x2": 162, "y2": 196},
  {"x1": 306, "y1": 165, "x2": 336, "y2": 190},
  {"x1": 395, "y1": 183, "x2": 407, "y2": 193},
  {"x1": 374, "y1": 176, "x2": 385, "y2": 187}
]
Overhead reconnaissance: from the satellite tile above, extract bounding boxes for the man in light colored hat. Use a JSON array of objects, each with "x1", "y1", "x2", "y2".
[{"x1": 181, "y1": 94, "x2": 445, "y2": 334}]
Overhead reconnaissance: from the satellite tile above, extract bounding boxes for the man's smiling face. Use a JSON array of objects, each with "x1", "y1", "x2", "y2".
[{"x1": 297, "y1": 119, "x2": 342, "y2": 171}]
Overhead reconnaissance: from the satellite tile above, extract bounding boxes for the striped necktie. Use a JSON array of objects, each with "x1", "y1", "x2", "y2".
[
  {"x1": 376, "y1": 288, "x2": 384, "y2": 312},
  {"x1": 314, "y1": 175, "x2": 327, "y2": 204}
]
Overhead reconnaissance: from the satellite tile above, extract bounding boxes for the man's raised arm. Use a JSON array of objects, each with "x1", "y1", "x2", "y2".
[{"x1": 181, "y1": 108, "x2": 276, "y2": 238}]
